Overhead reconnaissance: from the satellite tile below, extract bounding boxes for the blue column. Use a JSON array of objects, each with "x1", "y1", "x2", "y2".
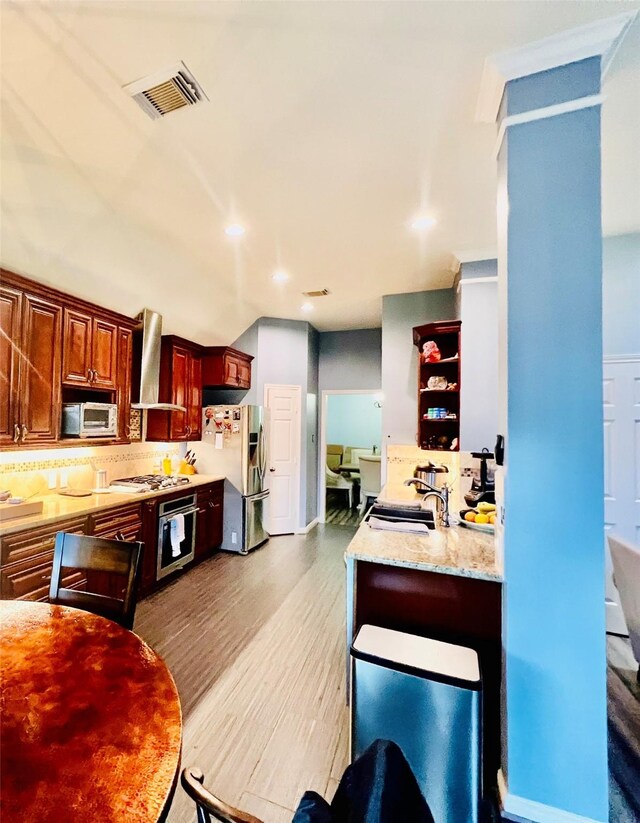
[{"x1": 499, "y1": 57, "x2": 608, "y2": 821}]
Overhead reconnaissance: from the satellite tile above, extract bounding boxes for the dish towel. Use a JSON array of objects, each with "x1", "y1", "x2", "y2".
[
  {"x1": 375, "y1": 497, "x2": 422, "y2": 510},
  {"x1": 169, "y1": 513, "x2": 185, "y2": 557},
  {"x1": 368, "y1": 517, "x2": 431, "y2": 535}
]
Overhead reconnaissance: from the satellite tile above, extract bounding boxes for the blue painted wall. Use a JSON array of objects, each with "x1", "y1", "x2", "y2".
[
  {"x1": 603, "y1": 232, "x2": 640, "y2": 356},
  {"x1": 326, "y1": 394, "x2": 382, "y2": 451},
  {"x1": 319, "y1": 328, "x2": 382, "y2": 392},
  {"x1": 381, "y1": 289, "x2": 456, "y2": 448},
  {"x1": 458, "y1": 260, "x2": 499, "y2": 452},
  {"x1": 500, "y1": 58, "x2": 608, "y2": 821}
]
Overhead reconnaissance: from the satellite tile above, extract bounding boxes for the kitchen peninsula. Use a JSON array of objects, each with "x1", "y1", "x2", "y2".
[{"x1": 345, "y1": 484, "x2": 503, "y2": 790}]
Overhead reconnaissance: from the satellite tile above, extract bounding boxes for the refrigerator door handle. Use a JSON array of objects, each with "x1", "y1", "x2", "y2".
[
  {"x1": 250, "y1": 490, "x2": 270, "y2": 502},
  {"x1": 258, "y1": 424, "x2": 267, "y2": 481}
]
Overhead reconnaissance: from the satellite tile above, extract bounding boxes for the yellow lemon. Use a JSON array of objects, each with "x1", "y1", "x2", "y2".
[
  {"x1": 489, "y1": 514, "x2": 496, "y2": 525},
  {"x1": 475, "y1": 513, "x2": 489, "y2": 524},
  {"x1": 464, "y1": 511, "x2": 476, "y2": 522}
]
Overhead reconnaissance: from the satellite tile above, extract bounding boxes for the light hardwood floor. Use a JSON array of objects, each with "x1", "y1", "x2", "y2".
[{"x1": 135, "y1": 525, "x2": 354, "y2": 823}]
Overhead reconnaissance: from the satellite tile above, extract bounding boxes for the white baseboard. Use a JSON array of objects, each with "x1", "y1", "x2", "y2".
[
  {"x1": 295, "y1": 518, "x2": 319, "y2": 535},
  {"x1": 503, "y1": 793, "x2": 606, "y2": 823}
]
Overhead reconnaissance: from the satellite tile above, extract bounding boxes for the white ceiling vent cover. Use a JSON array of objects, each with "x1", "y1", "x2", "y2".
[{"x1": 123, "y1": 61, "x2": 208, "y2": 120}]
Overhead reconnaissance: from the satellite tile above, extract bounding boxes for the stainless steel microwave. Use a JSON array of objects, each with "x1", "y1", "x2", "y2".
[{"x1": 62, "y1": 402, "x2": 118, "y2": 438}]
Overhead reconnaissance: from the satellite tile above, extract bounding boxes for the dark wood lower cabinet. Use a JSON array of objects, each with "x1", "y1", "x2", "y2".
[
  {"x1": 353, "y1": 563, "x2": 502, "y2": 795},
  {"x1": 0, "y1": 482, "x2": 224, "y2": 605},
  {"x1": 195, "y1": 484, "x2": 224, "y2": 562},
  {"x1": 0, "y1": 516, "x2": 88, "y2": 601}
]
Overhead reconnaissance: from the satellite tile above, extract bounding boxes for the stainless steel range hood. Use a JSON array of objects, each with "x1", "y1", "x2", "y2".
[{"x1": 131, "y1": 308, "x2": 186, "y2": 411}]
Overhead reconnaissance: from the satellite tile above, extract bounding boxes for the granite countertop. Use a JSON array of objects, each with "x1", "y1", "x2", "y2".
[
  {"x1": 0, "y1": 474, "x2": 225, "y2": 537},
  {"x1": 345, "y1": 484, "x2": 502, "y2": 582}
]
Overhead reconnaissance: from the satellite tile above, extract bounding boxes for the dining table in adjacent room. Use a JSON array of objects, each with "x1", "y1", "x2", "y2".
[{"x1": 0, "y1": 600, "x2": 182, "y2": 823}]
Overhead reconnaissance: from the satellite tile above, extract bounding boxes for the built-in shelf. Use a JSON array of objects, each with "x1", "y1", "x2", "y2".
[{"x1": 413, "y1": 320, "x2": 462, "y2": 451}]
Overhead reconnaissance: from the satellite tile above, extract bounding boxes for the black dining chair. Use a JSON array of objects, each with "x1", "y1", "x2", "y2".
[
  {"x1": 181, "y1": 768, "x2": 263, "y2": 823},
  {"x1": 49, "y1": 532, "x2": 143, "y2": 630}
]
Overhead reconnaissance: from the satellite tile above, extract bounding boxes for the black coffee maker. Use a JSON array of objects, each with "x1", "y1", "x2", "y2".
[{"x1": 464, "y1": 449, "x2": 496, "y2": 507}]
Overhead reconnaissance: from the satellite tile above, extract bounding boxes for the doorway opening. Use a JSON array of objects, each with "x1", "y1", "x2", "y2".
[{"x1": 319, "y1": 390, "x2": 383, "y2": 526}]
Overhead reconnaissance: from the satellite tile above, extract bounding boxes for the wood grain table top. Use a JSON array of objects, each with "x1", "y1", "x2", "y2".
[{"x1": 0, "y1": 601, "x2": 182, "y2": 823}]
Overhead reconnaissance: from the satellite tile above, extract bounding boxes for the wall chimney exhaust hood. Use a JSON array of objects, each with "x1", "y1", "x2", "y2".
[{"x1": 131, "y1": 308, "x2": 186, "y2": 411}]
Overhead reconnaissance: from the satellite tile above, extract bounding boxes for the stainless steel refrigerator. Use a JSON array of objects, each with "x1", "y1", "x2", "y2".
[{"x1": 193, "y1": 405, "x2": 269, "y2": 554}]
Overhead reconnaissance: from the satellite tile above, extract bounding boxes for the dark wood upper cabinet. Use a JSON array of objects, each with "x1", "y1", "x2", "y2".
[
  {"x1": 146, "y1": 336, "x2": 202, "y2": 442},
  {"x1": 413, "y1": 319, "x2": 461, "y2": 452},
  {"x1": 62, "y1": 308, "x2": 92, "y2": 387},
  {"x1": 188, "y1": 352, "x2": 202, "y2": 438},
  {"x1": 0, "y1": 285, "x2": 22, "y2": 446},
  {"x1": 1, "y1": 269, "x2": 136, "y2": 449},
  {"x1": 91, "y1": 318, "x2": 118, "y2": 390},
  {"x1": 21, "y1": 295, "x2": 62, "y2": 444},
  {"x1": 62, "y1": 309, "x2": 117, "y2": 390},
  {"x1": 116, "y1": 327, "x2": 133, "y2": 442},
  {"x1": 0, "y1": 280, "x2": 62, "y2": 446},
  {"x1": 202, "y1": 346, "x2": 253, "y2": 389}
]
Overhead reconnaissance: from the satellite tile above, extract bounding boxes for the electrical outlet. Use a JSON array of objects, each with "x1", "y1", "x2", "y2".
[
  {"x1": 47, "y1": 471, "x2": 57, "y2": 490},
  {"x1": 231, "y1": 532, "x2": 237, "y2": 544}
]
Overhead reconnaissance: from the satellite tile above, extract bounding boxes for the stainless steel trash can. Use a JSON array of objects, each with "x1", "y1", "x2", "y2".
[{"x1": 350, "y1": 624, "x2": 482, "y2": 823}]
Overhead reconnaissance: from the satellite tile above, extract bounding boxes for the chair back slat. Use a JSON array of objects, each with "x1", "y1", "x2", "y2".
[
  {"x1": 49, "y1": 532, "x2": 142, "y2": 630},
  {"x1": 181, "y1": 767, "x2": 264, "y2": 823}
]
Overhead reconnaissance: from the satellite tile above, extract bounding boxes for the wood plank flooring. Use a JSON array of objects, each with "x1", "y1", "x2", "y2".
[
  {"x1": 135, "y1": 527, "x2": 640, "y2": 823},
  {"x1": 135, "y1": 525, "x2": 354, "y2": 823},
  {"x1": 325, "y1": 495, "x2": 361, "y2": 527}
]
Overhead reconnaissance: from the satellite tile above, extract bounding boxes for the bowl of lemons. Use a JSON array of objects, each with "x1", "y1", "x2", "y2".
[{"x1": 458, "y1": 502, "x2": 496, "y2": 532}]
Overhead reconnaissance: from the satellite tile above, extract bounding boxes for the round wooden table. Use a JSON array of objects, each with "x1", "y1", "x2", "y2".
[{"x1": 0, "y1": 601, "x2": 182, "y2": 823}]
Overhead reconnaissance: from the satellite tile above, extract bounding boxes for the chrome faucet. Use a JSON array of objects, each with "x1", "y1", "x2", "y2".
[{"x1": 403, "y1": 478, "x2": 450, "y2": 527}]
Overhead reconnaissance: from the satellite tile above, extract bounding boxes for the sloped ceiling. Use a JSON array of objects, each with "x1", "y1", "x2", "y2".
[{"x1": 1, "y1": 1, "x2": 639, "y2": 343}]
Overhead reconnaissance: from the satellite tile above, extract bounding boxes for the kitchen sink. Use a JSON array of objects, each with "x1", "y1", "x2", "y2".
[{"x1": 365, "y1": 504, "x2": 436, "y2": 529}]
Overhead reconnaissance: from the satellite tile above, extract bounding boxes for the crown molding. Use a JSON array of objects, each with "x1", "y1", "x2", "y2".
[{"x1": 476, "y1": 11, "x2": 637, "y2": 123}]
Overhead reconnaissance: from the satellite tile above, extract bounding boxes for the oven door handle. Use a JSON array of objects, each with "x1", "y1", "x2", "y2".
[{"x1": 164, "y1": 507, "x2": 198, "y2": 520}]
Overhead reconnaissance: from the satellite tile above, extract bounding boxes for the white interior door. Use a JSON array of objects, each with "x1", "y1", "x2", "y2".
[
  {"x1": 603, "y1": 357, "x2": 640, "y2": 635},
  {"x1": 264, "y1": 384, "x2": 301, "y2": 535}
]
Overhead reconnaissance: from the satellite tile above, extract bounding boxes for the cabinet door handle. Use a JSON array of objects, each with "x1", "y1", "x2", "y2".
[
  {"x1": 13, "y1": 423, "x2": 20, "y2": 443},
  {"x1": 41, "y1": 574, "x2": 52, "y2": 582},
  {"x1": 21, "y1": 424, "x2": 28, "y2": 441},
  {"x1": 186, "y1": 425, "x2": 192, "y2": 436},
  {"x1": 92, "y1": 369, "x2": 98, "y2": 382}
]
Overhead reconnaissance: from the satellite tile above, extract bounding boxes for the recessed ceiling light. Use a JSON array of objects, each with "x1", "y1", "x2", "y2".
[
  {"x1": 225, "y1": 223, "x2": 246, "y2": 237},
  {"x1": 272, "y1": 270, "x2": 289, "y2": 282},
  {"x1": 301, "y1": 302, "x2": 314, "y2": 313},
  {"x1": 410, "y1": 215, "x2": 437, "y2": 231}
]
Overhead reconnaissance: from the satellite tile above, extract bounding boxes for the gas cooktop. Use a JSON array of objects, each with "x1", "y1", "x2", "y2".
[{"x1": 109, "y1": 475, "x2": 191, "y2": 493}]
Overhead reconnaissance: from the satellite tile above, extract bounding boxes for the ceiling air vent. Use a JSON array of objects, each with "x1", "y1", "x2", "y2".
[
  {"x1": 123, "y1": 61, "x2": 208, "y2": 120},
  {"x1": 302, "y1": 289, "x2": 331, "y2": 298}
]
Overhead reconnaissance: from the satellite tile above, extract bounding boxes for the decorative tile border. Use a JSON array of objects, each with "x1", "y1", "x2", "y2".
[{"x1": 1, "y1": 445, "x2": 180, "y2": 475}]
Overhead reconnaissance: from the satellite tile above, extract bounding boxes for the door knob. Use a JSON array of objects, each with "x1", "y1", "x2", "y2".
[{"x1": 269, "y1": 468, "x2": 275, "y2": 472}]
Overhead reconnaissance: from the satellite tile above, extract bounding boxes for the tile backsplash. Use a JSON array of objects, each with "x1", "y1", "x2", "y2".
[
  {"x1": 0, "y1": 442, "x2": 184, "y2": 498},
  {"x1": 386, "y1": 445, "x2": 485, "y2": 512}
]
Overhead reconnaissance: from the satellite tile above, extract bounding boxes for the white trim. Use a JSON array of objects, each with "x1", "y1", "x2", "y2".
[
  {"x1": 456, "y1": 275, "x2": 499, "y2": 293},
  {"x1": 503, "y1": 793, "x2": 606, "y2": 823},
  {"x1": 603, "y1": 353, "x2": 640, "y2": 364},
  {"x1": 318, "y1": 389, "x2": 382, "y2": 523},
  {"x1": 495, "y1": 94, "x2": 604, "y2": 157},
  {"x1": 295, "y1": 517, "x2": 318, "y2": 535},
  {"x1": 476, "y1": 11, "x2": 637, "y2": 122},
  {"x1": 264, "y1": 383, "x2": 302, "y2": 535}
]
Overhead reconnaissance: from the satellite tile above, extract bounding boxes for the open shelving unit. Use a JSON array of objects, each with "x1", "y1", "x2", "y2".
[{"x1": 412, "y1": 320, "x2": 461, "y2": 451}]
